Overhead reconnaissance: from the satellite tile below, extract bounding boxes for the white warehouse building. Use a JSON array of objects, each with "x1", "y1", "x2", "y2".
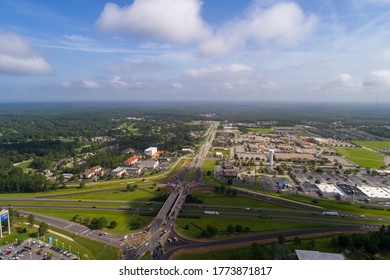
[{"x1": 144, "y1": 147, "x2": 158, "y2": 156}]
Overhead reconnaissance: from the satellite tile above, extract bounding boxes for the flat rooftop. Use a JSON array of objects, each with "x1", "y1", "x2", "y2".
[
  {"x1": 316, "y1": 183, "x2": 345, "y2": 196},
  {"x1": 296, "y1": 250, "x2": 345, "y2": 260},
  {"x1": 356, "y1": 185, "x2": 390, "y2": 199}
]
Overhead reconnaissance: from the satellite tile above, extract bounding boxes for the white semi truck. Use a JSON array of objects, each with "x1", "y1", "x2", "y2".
[
  {"x1": 321, "y1": 211, "x2": 339, "y2": 216},
  {"x1": 204, "y1": 211, "x2": 220, "y2": 215}
]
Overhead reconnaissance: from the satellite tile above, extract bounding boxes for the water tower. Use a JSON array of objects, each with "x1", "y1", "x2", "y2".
[{"x1": 269, "y1": 149, "x2": 274, "y2": 167}]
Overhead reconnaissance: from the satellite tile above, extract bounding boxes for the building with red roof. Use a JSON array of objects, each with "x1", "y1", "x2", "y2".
[{"x1": 123, "y1": 155, "x2": 138, "y2": 166}]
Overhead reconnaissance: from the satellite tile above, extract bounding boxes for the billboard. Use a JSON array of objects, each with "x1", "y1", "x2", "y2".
[{"x1": 0, "y1": 211, "x2": 8, "y2": 223}]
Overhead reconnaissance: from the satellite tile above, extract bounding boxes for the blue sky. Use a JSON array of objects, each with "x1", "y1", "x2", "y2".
[{"x1": 1, "y1": 0, "x2": 390, "y2": 102}]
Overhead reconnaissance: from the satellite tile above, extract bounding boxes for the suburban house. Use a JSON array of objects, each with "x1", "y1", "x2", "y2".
[
  {"x1": 111, "y1": 167, "x2": 127, "y2": 178},
  {"x1": 124, "y1": 167, "x2": 142, "y2": 176},
  {"x1": 123, "y1": 155, "x2": 138, "y2": 166},
  {"x1": 121, "y1": 148, "x2": 135, "y2": 154},
  {"x1": 81, "y1": 166, "x2": 102, "y2": 180}
]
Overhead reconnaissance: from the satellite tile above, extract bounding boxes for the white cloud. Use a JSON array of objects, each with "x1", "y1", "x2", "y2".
[
  {"x1": 185, "y1": 65, "x2": 223, "y2": 78},
  {"x1": 364, "y1": 70, "x2": 390, "y2": 86},
  {"x1": 172, "y1": 82, "x2": 183, "y2": 89},
  {"x1": 322, "y1": 73, "x2": 361, "y2": 90},
  {"x1": 229, "y1": 63, "x2": 253, "y2": 72},
  {"x1": 199, "y1": 2, "x2": 317, "y2": 56},
  {"x1": 0, "y1": 32, "x2": 52, "y2": 75},
  {"x1": 96, "y1": 0, "x2": 211, "y2": 44},
  {"x1": 82, "y1": 80, "x2": 101, "y2": 89},
  {"x1": 185, "y1": 63, "x2": 253, "y2": 78},
  {"x1": 260, "y1": 81, "x2": 280, "y2": 89},
  {"x1": 111, "y1": 76, "x2": 128, "y2": 89}
]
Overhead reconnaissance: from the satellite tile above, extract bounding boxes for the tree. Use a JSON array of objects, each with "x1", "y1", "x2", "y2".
[
  {"x1": 83, "y1": 217, "x2": 90, "y2": 225},
  {"x1": 38, "y1": 222, "x2": 49, "y2": 237},
  {"x1": 95, "y1": 217, "x2": 108, "y2": 229},
  {"x1": 243, "y1": 226, "x2": 250, "y2": 232},
  {"x1": 338, "y1": 235, "x2": 351, "y2": 248},
  {"x1": 251, "y1": 243, "x2": 263, "y2": 260},
  {"x1": 72, "y1": 214, "x2": 82, "y2": 223},
  {"x1": 227, "y1": 224, "x2": 235, "y2": 234},
  {"x1": 184, "y1": 224, "x2": 189, "y2": 230},
  {"x1": 232, "y1": 189, "x2": 238, "y2": 196},
  {"x1": 109, "y1": 220, "x2": 118, "y2": 229},
  {"x1": 206, "y1": 225, "x2": 218, "y2": 237},
  {"x1": 235, "y1": 224, "x2": 243, "y2": 233},
  {"x1": 293, "y1": 236, "x2": 301, "y2": 248},
  {"x1": 229, "y1": 251, "x2": 241, "y2": 260},
  {"x1": 227, "y1": 178, "x2": 233, "y2": 185},
  {"x1": 278, "y1": 235, "x2": 286, "y2": 244},
  {"x1": 206, "y1": 170, "x2": 212, "y2": 177},
  {"x1": 314, "y1": 179, "x2": 321, "y2": 184},
  {"x1": 28, "y1": 214, "x2": 35, "y2": 227},
  {"x1": 79, "y1": 181, "x2": 86, "y2": 189}
]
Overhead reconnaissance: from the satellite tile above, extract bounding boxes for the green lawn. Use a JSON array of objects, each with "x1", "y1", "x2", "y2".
[
  {"x1": 202, "y1": 159, "x2": 218, "y2": 173},
  {"x1": 175, "y1": 235, "x2": 353, "y2": 260},
  {"x1": 21, "y1": 208, "x2": 153, "y2": 234},
  {"x1": 60, "y1": 186, "x2": 170, "y2": 202},
  {"x1": 209, "y1": 149, "x2": 230, "y2": 155},
  {"x1": 333, "y1": 147, "x2": 385, "y2": 168},
  {"x1": 13, "y1": 159, "x2": 34, "y2": 173},
  {"x1": 354, "y1": 141, "x2": 390, "y2": 150},
  {"x1": 247, "y1": 127, "x2": 274, "y2": 134},
  {"x1": 176, "y1": 215, "x2": 327, "y2": 240},
  {"x1": 190, "y1": 189, "x2": 296, "y2": 209}
]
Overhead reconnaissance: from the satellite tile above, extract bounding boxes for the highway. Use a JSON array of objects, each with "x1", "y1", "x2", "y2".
[
  {"x1": 162, "y1": 226, "x2": 370, "y2": 260},
  {"x1": 125, "y1": 121, "x2": 219, "y2": 259},
  {"x1": 5, "y1": 121, "x2": 389, "y2": 260}
]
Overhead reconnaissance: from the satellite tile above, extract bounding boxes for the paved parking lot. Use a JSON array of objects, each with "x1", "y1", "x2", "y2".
[
  {"x1": 296, "y1": 172, "x2": 389, "y2": 188},
  {"x1": 0, "y1": 239, "x2": 78, "y2": 260}
]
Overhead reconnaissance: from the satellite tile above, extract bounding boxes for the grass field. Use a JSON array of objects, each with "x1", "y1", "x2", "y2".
[
  {"x1": 190, "y1": 189, "x2": 296, "y2": 209},
  {"x1": 21, "y1": 208, "x2": 153, "y2": 234},
  {"x1": 60, "y1": 186, "x2": 170, "y2": 202},
  {"x1": 235, "y1": 185, "x2": 390, "y2": 218},
  {"x1": 175, "y1": 215, "x2": 327, "y2": 240},
  {"x1": 354, "y1": 141, "x2": 390, "y2": 150},
  {"x1": 202, "y1": 159, "x2": 218, "y2": 173},
  {"x1": 13, "y1": 159, "x2": 34, "y2": 173},
  {"x1": 333, "y1": 147, "x2": 385, "y2": 168},
  {"x1": 209, "y1": 149, "x2": 230, "y2": 155},
  {"x1": 247, "y1": 127, "x2": 274, "y2": 134},
  {"x1": 174, "y1": 235, "x2": 356, "y2": 260}
]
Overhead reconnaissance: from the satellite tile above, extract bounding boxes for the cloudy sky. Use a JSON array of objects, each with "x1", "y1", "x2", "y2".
[{"x1": 1, "y1": 0, "x2": 390, "y2": 102}]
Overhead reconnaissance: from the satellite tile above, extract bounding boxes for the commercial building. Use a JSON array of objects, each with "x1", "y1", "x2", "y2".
[
  {"x1": 144, "y1": 147, "x2": 158, "y2": 156},
  {"x1": 223, "y1": 169, "x2": 238, "y2": 178},
  {"x1": 316, "y1": 183, "x2": 345, "y2": 198},
  {"x1": 138, "y1": 160, "x2": 159, "y2": 170}
]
